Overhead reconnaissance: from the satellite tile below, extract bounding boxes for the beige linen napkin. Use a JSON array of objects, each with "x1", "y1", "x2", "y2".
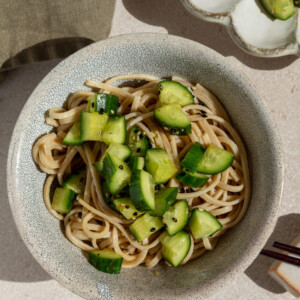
[{"x1": 0, "y1": 0, "x2": 116, "y2": 82}]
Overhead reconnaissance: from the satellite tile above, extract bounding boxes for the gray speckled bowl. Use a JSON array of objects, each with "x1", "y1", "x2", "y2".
[{"x1": 7, "y1": 33, "x2": 284, "y2": 300}]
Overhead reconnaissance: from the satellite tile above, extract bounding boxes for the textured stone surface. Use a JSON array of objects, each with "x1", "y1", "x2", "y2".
[{"x1": 0, "y1": 0, "x2": 299, "y2": 299}]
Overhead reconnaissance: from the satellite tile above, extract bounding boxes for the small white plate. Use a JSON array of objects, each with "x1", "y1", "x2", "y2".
[{"x1": 181, "y1": 0, "x2": 300, "y2": 57}]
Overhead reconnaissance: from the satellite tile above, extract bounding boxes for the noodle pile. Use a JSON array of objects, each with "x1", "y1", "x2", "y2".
[{"x1": 32, "y1": 74, "x2": 250, "y2": 269}]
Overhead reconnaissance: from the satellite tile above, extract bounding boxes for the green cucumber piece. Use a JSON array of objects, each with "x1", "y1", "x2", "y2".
[
  {"x1": 130, "y1": 170, "x2": 155, "y2": 211},
  {"x1": 129, "y1": 213, "x2": 163, "y2": 242},
  {"x1": 101, "y1": 116, "x2": 126, "y2": 145},
  {"x1": 94, "y1": 144, "x2": 131, "y2": 175},
  {"x1": 154, "y1": 103, "x2": 191, "y2": 136},
  {"x1": 163, "y1": 200, "x2": 189, "y2": 236},
  {"x1": 86, "y1": 93, "x2": 119, "y2": 116},
  {"x1": 176, "y1": 170, "x2": 209, "y2": 188},
  {"x1": 62, "y1": 168, "x2": 86, "y2": 194},
  {"x1": 189, "y1": 209, "x2": 223, "y2": 239},
  {"x1": 158, "y1": 80, "x2": 194, "y2": 107},
  {"x1": 127, "y1": 126, "x2": 148, "y2": 157},
  {"x1": 145, "y1": 148, "x2": 177, "y2": 184},
  {"x1": 102, "y1": 182, "x2": 129, "y2": 208},
  {"x1": 51, "y1": 187, "x2": 75, "y2": 214},
  {"x1": 102, "y1": 154, "x2": 131, "y2": 195},
  {"x1": 113, "y1": 198, "x2": 143, "y2": 219},
  {"x1": 260, "y1": 0, "x2": 294, "y2": 20},
  {"x1": 80, "y1": 112, "x2": 109, "y2": 141},
  {"x1": 181, "y1": 142, "x2": 206, "y2": 173},
  {"x1": 161, "y1": 231, "x2": 191, "y2": 267},
  {"x1": 197, "y1": 144, "x2": 234, "y2": 175},
  {"x1": 63, "y1": 121, "x2": 84, "y2": 146},
  {"x1": 88, "y1": 248, "x2": 123, "y2": 274},
  {"x1": 129, "y1": 156, "x2": 145, "y2": 170},
  {"x1": 150, "y1": 187, "x2": 178, "y2": 217}
]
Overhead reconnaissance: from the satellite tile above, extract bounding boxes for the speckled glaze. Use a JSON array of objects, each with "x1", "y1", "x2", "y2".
[
  {"x1": 7, "y1": 33, "x2": 284, "y2": 300},
  {"x1": 181, "y1": 0, "x2": 300, "y2": 57}
]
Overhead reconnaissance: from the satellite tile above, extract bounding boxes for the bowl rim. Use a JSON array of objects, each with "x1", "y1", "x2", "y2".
[{"x1": 7, "y1": 32, "x2": 284, "y2": 299}]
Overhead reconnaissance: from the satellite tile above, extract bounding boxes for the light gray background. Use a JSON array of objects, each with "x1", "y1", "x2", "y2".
[{"x1": 0, "y1": 1, "x2": 299, "y2": 299}]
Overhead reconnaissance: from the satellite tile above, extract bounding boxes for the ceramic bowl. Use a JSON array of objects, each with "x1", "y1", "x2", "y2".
[
  {"x1": 181, "y1": 0, "x2": 300, "y2": 57},
  {"x1": 7, "y1": 33, "x2": 284, "y2": 299}
]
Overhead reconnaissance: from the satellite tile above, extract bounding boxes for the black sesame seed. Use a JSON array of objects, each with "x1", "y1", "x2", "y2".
[
  {"x1": 150, "y1": 227, "x2": 156, "y2": 232},
  {"x1": 91, "y1": 102, "x2": 95, "y2": 108},
  {"x1": 134, "y1": 129, "x2": 139, "y2": 133},
  {"x1": 186, "y1": 169, "x2": 190, "y2": 173},
  {"x1": 137, "y1": 148, "x2": 141, "y2": 153},
  {"x1": 133, "y1": 212, "x2": 138, "y2": 216},
  {"x1": 139, "y1": 133, "x2": 143, "y2": 139},
  {"x1": 125, "y1": 205, "x2": 130, "y2": 209},
  {"x1": 172, "y1": 218, "x2": 177, "y2": 222},
  {"x1": 117, "y1": 102, "x2": 121, "y2": 107},
  {"x1": 159, "y1": 85, "x2": 163, "y2": 91},
  {"x1": 155, "y1": 185, "x2": 160, "y2": 190},
  {"x1": 181, "y1": 187, "x2": 185, "y2": 193},
  {"x1": 170, "y1": 128, "x2": 176, "y2": 134},
  {"x1": 158, "y1": 90, "x2": 161, "y2": 95},
  {"x1": 119, "y1": 165, "x2": 123, "y2": 170},
  {"x1": 189, "y1": 188, "x2": 194, "y2": 193},
  {"x1": 99, "y1": 108, "x2": 105, "y2": 115}
]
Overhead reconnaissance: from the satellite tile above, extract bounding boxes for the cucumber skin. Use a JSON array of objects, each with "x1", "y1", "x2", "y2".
[
  {"x1": 63, "y1": 122, "x2": 84, "y2": 146},
  {"x1": 130, "y1": 170, "x2": 155, "y2": 211},
  {"x1": 61, "y1": 168, "x2": 86, "y2": 194},
  {"x1": 260, "y1": 0, "x2": 295, "y2": 20},
  {"x1": 181, "y1": 142, "x2": 206, "y2": 173},
  {"x1": 51, "y1": 187, "x2": 75, "y2": 214},
  {"x1": 129, "y1": 156, "x2": 145, "y2": 170},
  {"x1": 176, "y1": 170, "x2": 209, "y2": 188},
  {"x1": 88, "y1": 250, "x2": 123, "y2": 274},
  {"x1": 128, "y1": 126, "x2": 148, "y2": 157},
  {"x1": 161, "y1": 231, "x2": 191, "y2": 267},
  {"x1": 101, "y1": 116, "x2": 127, "y2": 145}
]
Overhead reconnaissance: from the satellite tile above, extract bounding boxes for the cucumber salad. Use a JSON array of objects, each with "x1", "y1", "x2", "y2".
[{"x1": 33, "y1": 75, "x2": 250, "y2": 274}]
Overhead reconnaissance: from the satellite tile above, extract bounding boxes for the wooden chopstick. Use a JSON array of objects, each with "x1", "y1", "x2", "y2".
[
  {"x1": 273, "y1": 241, "x2": 300, "y2": 256},
  {"x1": 260, "y1": 249, "x2": 300, "y2": 267}
]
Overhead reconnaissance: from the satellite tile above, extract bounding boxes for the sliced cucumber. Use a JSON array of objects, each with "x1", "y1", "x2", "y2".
[
  {"x1": 127, "y1": 126, "x2": 148, "y2": 157},
  {"x1": 129, "y1": 156, "x2": 145, "y2": 170},
  {"x1": 113, "y1": 198, "x2": 143, "y2": 219},
  {"x1": 158, "y1": 80, "x2": 194, "y2": 107},
  {"x1": 101, "y1": 116, "x2": 126, "y2": 145},
  {"x1": 260, "y1": 0, "x2": 295, "y2": 20},
  {"x1": 102, "y1": 182, "x2": 129, "y2": 208},
  {"x1": 150, "y1": 187, "x2": 178, "y2": 217},
  {"x1": 176, "y1": 169, "x2": 209, "y2": 188},
  {"x1": 94, "y1": 144, "x2": 131, "y2": 175},
  {"x1": 86, "y1": 93, "x2": 119, "y2": 116},
  {"x1": 145, "y1": 148, "x2": 177, "y2": 184},
  {"x1": 102, "y1": 153, "x2": 131, "y2": 195},
  {"x1": 189, "y1": 209, "x2": 223, "y2": 239},
  {"x1": 51, "y1": 187, "x2": 75, "y2": 214},
  {"x1": 161, "y1": 231, "x2": 191, "y2": 267},
  {"x1": 62, "y1": 168, "x2": 86, "y2": 194},
  {"x1": 163, "y1": 200, "x2": 189, "y2": 236},
  {"x1": 130, "y1": 170, "x2": 155, "y2": 211},
  {"x1": 154, "y1": 103, "x2": 191, "y2": 136},
  {"x1": 181, "y1": 142, "x2": 206, "y2": 173},
  {"x1": 129, "y1": 213, "x2": 164, "y2": 242},
  {"x1": 63, "y1": 121, "x2": 84, "y2": 146},
  {"x1": 197, "y1": 144, "x2": 234, "y2": 175},
  {"x1": 88, "y1": 248, "x2": 123, "y2": 274},
  {"x1": 80, "y1": 112, "x2": 109, "y2": 141}
]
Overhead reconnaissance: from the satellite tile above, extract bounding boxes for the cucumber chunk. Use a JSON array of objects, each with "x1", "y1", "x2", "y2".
[
  {"x1": 101, "y1": 116, "x2": 126, "y2": 145},
  {"x1": 176, "y1": 170, "x2": 209, "y2": 188},
  {"x1": 62, "y1": 168, "x2": 86, "y2": 194},
  {"x1": 80, "y1": 112, "x2": 109, "y2": 141},
  {"x1": 150, "y1": 187, "x2": 178, "y2": 217},
  {"x1": 161, "y1": 231, "x2": 191, "y2": 267},
  {"x1": 163, "y1": 200, "x2": 189, "y2": 236},
  {"x1": 102, "y1": 182, "x2": 129, "y2": 209},
  {"x1": 63, "y1": 121, "x2": 84, "y2": 146},
  {"x1": 130, "y1": 170, "x2": 155, "y2": 211},
  {"x1": 102, "y1": 154, "x2": 131, "y2": 195},
  {"x1": 86, "y1": 93, "x2": 119, "y2": 116},
  {"x1": 129, "y1": 213, "x2": 164, "y2": 242},
  {"x1": 154, "y1": 104, "x2": 191, "y2": 136},
  {"x1": 145, "y1": 148, "x2": 177, "y2": 184},
  {"x1": 158, "y1": 81, "x2": 194, "y2": 107},
  {"x1": 113, "y1": 197, "x2": 143, "y2": 219},
  {"x1": 181, "y1": 142, "x2": 206, "y2": 173},
  {"x1": 260, "y1": 0, "x2": 295, "y2": 20},
  {"x1": 189, "y1": 209, "x2": 223, "y2": 239},
  {"x1": 94, "y1": 144, "x2": 131, "y2": 175},
  {"x1": 88, "y1": 248, "x2": 123, "y2": 274},
  {"x1": 127, "y1": 126, "x2": 149, "y2": 157},
  {"x1": 51, "y1": 187, "x2": 75, "y2": 214},
  {"x1": 197, "y1": 144, "x2": 234, "y2": 175},
  {"x1": 129, "y1": 156, "x2": 145, "y2": 170}
]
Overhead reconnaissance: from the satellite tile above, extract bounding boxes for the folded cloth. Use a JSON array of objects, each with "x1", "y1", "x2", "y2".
[{"x1": 0, "y1": 0, "x2": 116, "y2": 82}]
